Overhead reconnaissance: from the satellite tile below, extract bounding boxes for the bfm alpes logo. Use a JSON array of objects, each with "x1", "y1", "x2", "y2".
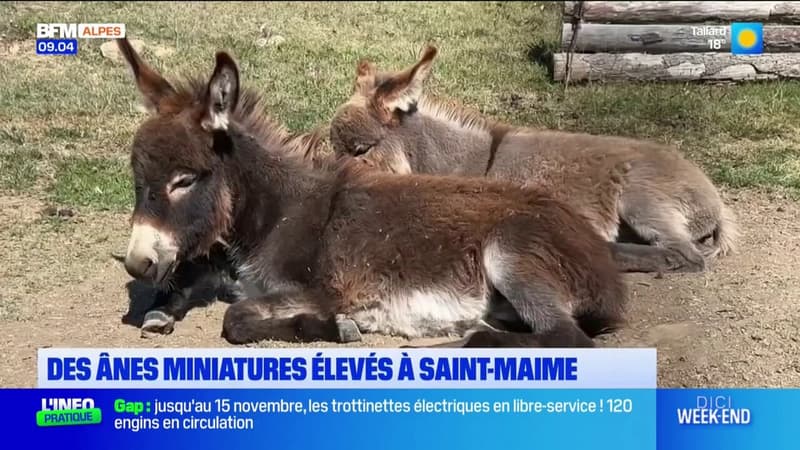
[
  {"x1": 35, "y1": 23, "x2": 126, "y2": 55},
  {"x1": 37, "y1": 397, "x2": 102, "y2": 427},
  {"x1": 36, "y1": 23, "x2": 126, "y2": 39}
]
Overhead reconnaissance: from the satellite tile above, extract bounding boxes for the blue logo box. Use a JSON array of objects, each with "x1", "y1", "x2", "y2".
[
  {"x1": 36, "y1": 38, "x2": 78, "y2": 56},
  {"x1": 730, "y1": 23, "x2": 763, "y2": 55}
]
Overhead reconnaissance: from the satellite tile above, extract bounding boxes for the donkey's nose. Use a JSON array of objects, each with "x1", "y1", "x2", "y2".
[{"x1": 125, "y1": 255, "x2": 157, "y2": 281}]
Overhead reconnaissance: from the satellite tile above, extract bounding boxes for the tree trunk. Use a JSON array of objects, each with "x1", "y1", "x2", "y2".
[
  {"x1": 553, "y1": 52, "x2": 800, "y2": 81},
  {"x1": 564, "y1": 1, "x2": 800, "y2": 24},
  {"x1": 561, "y1": 23, "x2": 800, "y2": 53}
]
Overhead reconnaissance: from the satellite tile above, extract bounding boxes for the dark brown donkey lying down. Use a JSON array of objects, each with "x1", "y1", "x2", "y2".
[
  {"x1": 329, "y1": 46, "x2": 740, "y2": 275},
  {"x1": 119, "y1": 126, "x2": 330, "y2": 337},
  {"x1": 115, "y1": 38, "x2": 628, "y2": 348}
]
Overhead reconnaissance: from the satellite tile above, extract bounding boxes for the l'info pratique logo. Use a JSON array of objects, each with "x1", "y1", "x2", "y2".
[{"x1": 37, "y1": 397, "x2": 102, "y2": 427}]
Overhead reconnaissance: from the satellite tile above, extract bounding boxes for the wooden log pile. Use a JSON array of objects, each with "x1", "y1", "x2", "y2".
[{"x1": 554, "y1": 1, "x2": 800, "y2": 82}]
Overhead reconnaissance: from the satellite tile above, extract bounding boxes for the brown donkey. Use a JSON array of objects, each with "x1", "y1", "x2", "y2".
[
  {"x1": 329, "y1": 46, "x2": 739, "y2": 274},
  {"x1": 115, "y1": 42, "x2": 334, "y2": 337},
  {"x1": 129, "y1": 122, "x2": 329, "y2": 338},
  {"x1": 115, "y1": 38, "x2": 628, "y2": 348}
]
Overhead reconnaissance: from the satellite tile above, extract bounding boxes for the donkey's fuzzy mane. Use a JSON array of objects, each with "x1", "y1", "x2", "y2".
[
  {"x1": 160, "y1": 76, "x2": 333, "y2": 169},
  {"x1": 416, "y1": 94, "x2": 510, "y2": 135}
]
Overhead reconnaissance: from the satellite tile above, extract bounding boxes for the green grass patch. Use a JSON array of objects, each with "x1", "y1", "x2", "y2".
[
  {"x1": 49, "y1": 156, "x2": 132, "y2": 211},
  {"x1": 2, "y1": 1, "x2": 800, "y2": 205},
  {"x1": 713, "y1": 150, "x2": 800, "y2": 193},
  {"x1": 0, "y1": 148, "x2": 43, "y2": 191},
  {"x1": 45, "y1": 125, "x2": 93, "y2": 140}
]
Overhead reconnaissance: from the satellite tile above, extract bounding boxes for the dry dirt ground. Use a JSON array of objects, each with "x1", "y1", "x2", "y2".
[{"x1": 0, "y1": 188, "x2": 798, "y2": 388}]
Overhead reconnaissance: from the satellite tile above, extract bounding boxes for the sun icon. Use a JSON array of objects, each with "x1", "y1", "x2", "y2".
[{"x1": 737, "y1": 29, "x2": 757, "y2": 48}]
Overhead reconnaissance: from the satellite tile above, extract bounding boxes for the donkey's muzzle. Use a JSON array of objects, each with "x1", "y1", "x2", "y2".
[
  {"x1": 125, "y1": 222, "x2": 178, "y2": 284},
  {"x1": 125, "y1": 254, "x2": 157, "y2": 281}
]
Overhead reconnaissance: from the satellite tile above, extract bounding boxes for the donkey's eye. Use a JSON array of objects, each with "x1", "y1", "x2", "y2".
[
  {"x1": 353, "y1": 143, "x2": 375, "y2": 156},
  {"x1": 169, "y1": 173, "x2": 198, "y2": 192}
]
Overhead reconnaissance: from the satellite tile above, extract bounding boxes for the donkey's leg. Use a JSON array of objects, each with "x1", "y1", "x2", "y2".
[
  {"x1": 221, "y1": 290, "x2": 361, "y2": 345},
  {"x1": 460, "y1": 328, "x2": 585, "y2": 348},
  {"x1": 141, "y1": 290, "x2": 187, "y2": 337},
  {"x1": 609, "y1": 242, "x2": 697, "y2": 273},
  {"x1": 406, "y1": 322, "x2": 592, "y2": 349},
  {"x1": 335, "y1": 314, "x2": 364, "y2": 343},
  {"x1": 485, "y1": 232, "x2": 600, "y2": 347},
  {"x1": 141, "y1": 258, "x2": 226, "y2": 337},
  {"x1": 474, "y1": 300, "x2": 594, "y2": 348},
  {"x1": 619, "y1": 195, "x2": 706, "y2": 273}
]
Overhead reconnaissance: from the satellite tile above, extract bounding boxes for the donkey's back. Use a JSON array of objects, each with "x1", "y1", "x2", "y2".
[
  {"x1": 493, "y1": 129, "x2": 736, "y2": 260},
  {"x1": 310, "y1": 165, "x2": 628, "y2": 344},
  {"x1": 329, "y1": 45, "x2": 738, "y2": 275}
]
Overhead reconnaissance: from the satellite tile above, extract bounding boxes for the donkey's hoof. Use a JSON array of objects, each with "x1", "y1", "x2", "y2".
[
  {"x1": 665, "y1": 250, "x2": 706, "y2": 273},
  {"x1": 141, "y1": 310, "x2": 175, "y2": 338},
  {"x1": 335, "y1": 315, "x2": 362, "y2": 343},
  {"x1": 681, "y1": 260, "x2": 706, "y2": 273}
]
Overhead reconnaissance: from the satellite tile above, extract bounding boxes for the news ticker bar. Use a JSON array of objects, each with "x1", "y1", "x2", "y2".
[
  {"x1": 3, "y1": 388, "x2": 797, "y2": 450},
  {"x1": 38, "y1": 348, "x2": 656, "y2": 389}
]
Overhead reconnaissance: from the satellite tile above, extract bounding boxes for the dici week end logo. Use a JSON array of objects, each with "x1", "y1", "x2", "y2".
[
  {"x1": 37, "y1": 397, "x2": 102, "y2": 427},
  {"x1": 731, "y1": 22, "x2": 763, "y2": 55}
]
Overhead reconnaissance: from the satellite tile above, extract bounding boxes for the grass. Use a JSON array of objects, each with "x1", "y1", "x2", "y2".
[
  {"x1": 0, "y1": 148, "x2": 43, "y2": 191},
  {"x1": 49, "y1": 156, "x2": 132, "y2": 211},
  {"x1": 1, "y1": 0, "x2": 799, "y2": 212}
]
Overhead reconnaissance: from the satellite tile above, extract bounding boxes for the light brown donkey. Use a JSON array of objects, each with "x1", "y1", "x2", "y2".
[
  {"x1": 329, "y1": 46, "x2": 739, "y2": 274},
  {"x1": 115, "y1": 38, "x2": 628, "y2": 348}
]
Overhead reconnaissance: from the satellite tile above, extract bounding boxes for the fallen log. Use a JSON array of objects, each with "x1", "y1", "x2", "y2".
[
  {"x1": 561, "y1": 23, "x2": 800, "y2": 53},
  {"x1": 564, "y1": 1, "x2": 800, "y2": 24},
  {"x1": 553, "y1": 52, "x2": 800, "y2": 82}
]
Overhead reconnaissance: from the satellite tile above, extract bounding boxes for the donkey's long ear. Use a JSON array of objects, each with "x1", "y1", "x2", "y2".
[
  {"x1": 374, "y1": 45, "x2": 437, "y2": 115},
  {"x1": 354, "y1": 59, "x2": 377, "y2": 94},
  {"x1": 201, "y1": 52, "x2": 240, "y2": 132},
  {"x1": 116, "y1": 38, "x2": 175, "y2": 114}
]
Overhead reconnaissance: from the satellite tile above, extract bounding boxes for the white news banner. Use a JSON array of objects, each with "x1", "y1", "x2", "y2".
[{"x1": 38, "y1": 347, "x2": 656, "y2": 389}]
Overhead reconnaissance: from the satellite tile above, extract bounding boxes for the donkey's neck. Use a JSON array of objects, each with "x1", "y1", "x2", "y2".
[
  {"x1": 225, "y1": 127, "x2": 330, "y2": 256},
  {"x1": 404, "y1": 101, "x2": 497, "y2": 176}
]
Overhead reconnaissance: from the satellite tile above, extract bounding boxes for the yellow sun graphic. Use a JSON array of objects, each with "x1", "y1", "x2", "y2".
[{"x1": 737, "y1": 29, "x2": 757, "y2": 48}]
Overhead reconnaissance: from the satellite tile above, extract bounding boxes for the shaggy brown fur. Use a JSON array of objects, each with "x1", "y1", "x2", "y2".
[
  {"x1": 130, "y1": 122, "x2": 331, "y2": 337},
  {"x1": 115, "y1": 38, "x2": 628, "y2": 348},
  {"x1": 330, "y1": 46, "x2": 739, "y2": 274},
  {"x1": 115, "y1": 40, "x2": 335, "y2": 336}
]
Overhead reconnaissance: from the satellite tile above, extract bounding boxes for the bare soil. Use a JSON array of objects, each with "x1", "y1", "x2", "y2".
[{"x1": 0, "y1": 189, "x2": 797, "y2": 387}]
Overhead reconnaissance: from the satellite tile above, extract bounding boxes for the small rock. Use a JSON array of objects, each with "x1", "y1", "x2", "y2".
[
  {"x1": 256, "y1": 35, "x2": 285, "y2": 48},
  {"x1": 267, "y1": 35, "x2": 285, "y2": 47},
  {"x1": 57, "y1": 208, "x2": 75, "y2": 218},
  {"x1": 777, "y1": 206, "x2": 785, "y2": 212},
  {"x1": 101, "y1": 39, "x2": 145, "y2": 63},
  {"x1": 42, "y1": 206, "x2": 76, "y2": 219}
]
